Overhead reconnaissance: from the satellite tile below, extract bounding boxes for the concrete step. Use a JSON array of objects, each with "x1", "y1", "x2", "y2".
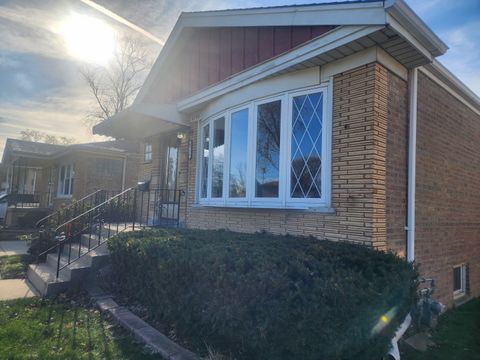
[
  {"x1": 27, "y1": 235, "x2": 111, "y2": 297},
  {"x1": 27, "y1": 263, "x2": 70, "y2": 296}
]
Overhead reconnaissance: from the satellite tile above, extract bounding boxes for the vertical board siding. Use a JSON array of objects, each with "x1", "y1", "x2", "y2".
[{"x1": 156, "y1": 25, "x2": 335, "y2": 102}]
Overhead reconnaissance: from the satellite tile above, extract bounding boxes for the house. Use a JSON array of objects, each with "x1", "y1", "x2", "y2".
[
  {"x1": 93, "y1": 0, "x2": 480, "y2": 307},
  {"x1": 0, "y1": 138, "x2": 139, "y2": 227}
]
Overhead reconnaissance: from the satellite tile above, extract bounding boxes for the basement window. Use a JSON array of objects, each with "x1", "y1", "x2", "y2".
[{"x1": 453, "y1": 264, "x2": 466, "y2": 299}]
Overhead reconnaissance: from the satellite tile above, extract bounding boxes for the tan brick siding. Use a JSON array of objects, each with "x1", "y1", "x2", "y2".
[
  {"x1": 415, "y1": 71, "x2": 480, "y2": 306},
  {"x1": 180, "y1": 63, "x2": 396, "y2": 248},
  {"x1": 382, "y1": 67, "x2": 409, "y2": 256}
]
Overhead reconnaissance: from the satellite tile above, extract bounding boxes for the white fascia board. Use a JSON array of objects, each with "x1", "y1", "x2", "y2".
[
  {"x1": 320, "y1": 46, "x2": 408, "y2": 82},
  {"x1": 180, "y1": 3, "x2": 386, "y2": 27},
  {"x1": 183, "y1": 1, "x2": 385, "y2": 19},
  {"x1": 419, "y1": 61, "x2": 480, "y2": 116},
  {"x1": 178, "y1": 25, "x2": 383, "y2": 113},
  {"x1": 384, "y1": 0, "x2": 448, "y2": 56},
  {"x1": 135, "y1": 2, "x2": 387, "y2": 104}
]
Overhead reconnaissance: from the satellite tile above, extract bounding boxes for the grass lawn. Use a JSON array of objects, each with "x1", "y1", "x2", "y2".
[
  {"x1": 0, "y1": 255, "x2": 29, "y2": 279},
  {"x1": 0, "y1": 297, "x2": 158, "y2": 360},
  {"x1": 400, "y1": 298, "x2": 480, "y2": 360}
]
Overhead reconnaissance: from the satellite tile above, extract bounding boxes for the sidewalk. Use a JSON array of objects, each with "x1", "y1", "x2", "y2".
[
  {"x1": 0, "y1": 241, "x2": 29, "y2": 256},
  {"x1": 0, "y1": 279, "x2": 38, "y2": 300},
  {"x1": 0, "y1": 240, "x2": 36, "y2": 300}
]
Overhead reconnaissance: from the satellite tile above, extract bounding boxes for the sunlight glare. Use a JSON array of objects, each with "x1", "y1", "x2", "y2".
[{"x1": 61, "y1": 14, "x2": 115, "y2": 65}]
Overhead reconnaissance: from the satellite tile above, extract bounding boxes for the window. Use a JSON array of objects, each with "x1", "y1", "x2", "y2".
[
  {"x1": 198, "y1": 86, "x2": 330, "y2": 209},
  {"x1": 58, "y1": 164, "x2": 74, "y2": 197},
  {"x1": 453, "y1": 264, "x2": 466, "y2": 299},
  {"x1": 144, "y1": 143, "x2": 152, "y2": 162}
]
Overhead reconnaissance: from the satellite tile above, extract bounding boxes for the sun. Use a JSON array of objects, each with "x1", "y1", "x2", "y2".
[{"x1": 60, "y1": 14, "x2": 115, "y2": 65}]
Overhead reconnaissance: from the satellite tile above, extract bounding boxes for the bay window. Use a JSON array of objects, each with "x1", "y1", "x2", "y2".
[{"x1": 198, "y1": 85, "x2": 331, "y2": 209}]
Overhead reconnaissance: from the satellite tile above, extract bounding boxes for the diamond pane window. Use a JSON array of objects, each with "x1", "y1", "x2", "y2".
[{"x1": 291, "y1": 92, "x2": 323, "y2": 198}]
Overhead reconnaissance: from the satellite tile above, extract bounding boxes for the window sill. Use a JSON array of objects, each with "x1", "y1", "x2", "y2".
[
  {"x1": 193, "y1": 203, "x2": 336, "y2": 214},
  {"x1": 56, "y1": 195, "x2": 73, "y2": 199}
]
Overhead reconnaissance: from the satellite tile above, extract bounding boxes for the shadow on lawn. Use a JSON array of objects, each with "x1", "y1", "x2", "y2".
[{"x1": 0, "y1": 295, "x2": 158, "y2": 359}]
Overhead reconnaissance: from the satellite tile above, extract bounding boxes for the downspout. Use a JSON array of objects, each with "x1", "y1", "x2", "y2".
[
  {"x1": 387, "y1": 68, "x2": 418, "y2": 360},
  {"x1": 406, "y1": 68, "x2": 418, "y2": 263}
]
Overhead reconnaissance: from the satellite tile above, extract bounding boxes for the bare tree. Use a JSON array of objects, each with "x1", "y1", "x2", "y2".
[
  {"x1": 81, "y1": 36, "x2": 153, "y2": 127},
  {"x1": 20, "y1": 129, "x2": 76, "y2": 145}
]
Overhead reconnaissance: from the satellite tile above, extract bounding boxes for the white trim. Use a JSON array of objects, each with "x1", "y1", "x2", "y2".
[
  {"x1": 57, "y1": 163, "x2": 74, "y2": 198},
  {"x1": 181, "y1": 1, "x2": 386, "y2": 26},
  {"x1": 406, "y1": 68, "x2": 417, "y2": 263},
  {"x1": 178, "y1": 25, "x2": 382, "y2": 113},
  {"x1": 419, "y1": 63, "x2": 480, "y2": 117},
  {"x1": 199, "y1": 67, "x2": 321, "y2": 122},
  {"x1": 136, "y1": 2, "x2": 388, "y2": 104},
  {"x1": 196, "y1": 84, "x2": 331, "y2": 209},
  {"x1": 453, "y1": 263, "x2": 466, "y2": 299},
  {"x1": 384, "y1": 0, "x2": 448, "y2": 56},
  {"x1": 320, "y1": 46, "x2": 408, "y2": 82},
  {"x1": 137, "y1": 0, "x2": 447, "y2": 106}
]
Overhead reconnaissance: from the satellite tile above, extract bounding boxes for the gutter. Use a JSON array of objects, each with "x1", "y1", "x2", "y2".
[{"x1": 406, "y1": 68, "x2": 418, "y2": 262}]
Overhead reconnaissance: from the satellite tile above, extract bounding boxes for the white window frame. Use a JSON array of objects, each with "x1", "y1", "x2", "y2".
[
  {"x1": 196, "y1": 83, "x2": 332, "y2": 210},
  {"x1": 57, "y1": 164, "x2": 74, "y2": 198},
  {"x1": 453, "y1": 264, "x2": 466, "y2": 299},
  {"x1": 144, "y1": 143, "x2": 152, "y2": 162}
]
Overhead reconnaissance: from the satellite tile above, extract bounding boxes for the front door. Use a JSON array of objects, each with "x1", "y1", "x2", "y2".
[{"x1": 154, "y1": 135, "x2": 180, "y2": 225}]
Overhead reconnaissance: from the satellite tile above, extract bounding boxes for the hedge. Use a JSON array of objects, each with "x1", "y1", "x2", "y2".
[{"x1": 108, "y1": 229, "x2": 418, "y2": 359}]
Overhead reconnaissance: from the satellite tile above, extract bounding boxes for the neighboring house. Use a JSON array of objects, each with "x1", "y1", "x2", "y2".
[
  {"x1": 0, "y1": 139, "x2": 139, "y2": 226},
  {"x1": 93, "y1": 0, "x2": 480, "y2": 307}
]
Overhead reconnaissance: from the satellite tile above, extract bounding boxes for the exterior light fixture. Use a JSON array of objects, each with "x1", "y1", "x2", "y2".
[{"x1": 177, "y1": 132, "x2": 186, "y2": 139}]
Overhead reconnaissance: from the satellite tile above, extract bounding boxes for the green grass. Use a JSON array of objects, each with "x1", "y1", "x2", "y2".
[
  {"x1": 401, "y1": 298, "x2": 480, "y2": 360},
  {"x1": 0, "y1": 297, "x2": 158, "y2": 360},
  {"x1": 0, "y1": 255, "x2": 29, "y2": 279}
]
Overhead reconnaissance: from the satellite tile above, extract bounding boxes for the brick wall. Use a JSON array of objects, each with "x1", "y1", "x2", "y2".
[
  {"x1": 415, "y1": 71, "x2": 480, "y2": 306},
  {"x1": 179, "y1": 62, "x2": 408, "y2": 249},
  {"x1": 382, "y1": 67, "x2": 409, "y2": 256}
]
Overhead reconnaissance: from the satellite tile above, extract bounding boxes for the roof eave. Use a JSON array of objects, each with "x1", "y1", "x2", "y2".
[{"x1": 384, "y1": 0, "x2": 448, "y2": 57}]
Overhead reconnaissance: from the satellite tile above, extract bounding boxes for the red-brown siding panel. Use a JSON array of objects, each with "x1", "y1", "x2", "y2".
[
  {"x1": 258, "y1": 27, "x2": 274, "y2": 62},
  {"x1": 274, "y1": 26, "x2": 292, "y2": 55},
  {"x1": 219, "y1": 28, "x2": 232, "y2": 80},
  {"x1": 244, "y1": 28, "x2": 259, "y2": 68},
  {"x1": 155, "y1": 25, "x2": 335, "y2": 101},
  {"x1": 231, "y1": 28, "x2": 245, "y2": 75}
]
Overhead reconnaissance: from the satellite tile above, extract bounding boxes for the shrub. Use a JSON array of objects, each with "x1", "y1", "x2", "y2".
[{"x1": 109, "y1": 229, "x2": 418, "y2": 360}]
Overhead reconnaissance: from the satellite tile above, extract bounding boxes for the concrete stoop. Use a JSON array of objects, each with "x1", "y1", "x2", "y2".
[{"x1": 27, "y1": 234, "x2": 110, "y2": 296}]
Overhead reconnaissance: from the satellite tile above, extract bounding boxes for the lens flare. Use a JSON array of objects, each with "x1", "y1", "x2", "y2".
[{"x1": 371, "y1": 306, "x2": 398, "y2": 336}]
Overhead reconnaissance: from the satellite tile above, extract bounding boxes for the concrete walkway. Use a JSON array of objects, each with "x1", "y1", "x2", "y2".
[
  {"x1": 0, "y1": 241, "x2": 29, "y2": 256},
  {"x1": 0, "y1": 279, "x2": 38, "y2": 300}
]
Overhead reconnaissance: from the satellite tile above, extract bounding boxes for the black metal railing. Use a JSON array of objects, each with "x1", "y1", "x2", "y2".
[
  {"x1": 36, "y1": 186, "x2": 183, "y2": 279},
  {"x1": 35, "y1": 189, "x2": 121, "y2": 229},
  {"x1": 7, "y1": 191, "x2": 50, "y2": 208}
]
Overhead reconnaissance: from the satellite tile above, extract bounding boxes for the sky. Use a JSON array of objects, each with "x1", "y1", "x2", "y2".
[{"x1": 0, "y1": 0, "x2": 479, "y2": 158}]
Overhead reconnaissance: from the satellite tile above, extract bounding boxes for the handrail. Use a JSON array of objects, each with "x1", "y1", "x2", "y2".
[
  {"x1": 35, "y1": 186, "x2": 183, "y2": 279},
  {"x1": 54, "y1": 187, "x2": 134, "y2": 233},
  {"x1": 35, "y1": 189, "x2": 105, "y2": 228}
]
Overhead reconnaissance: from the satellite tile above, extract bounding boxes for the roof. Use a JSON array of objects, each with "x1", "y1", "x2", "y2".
[
  {"x1": 94, "y1": 0, "x2": 478, "y2": 138},
  {"x1": 6, "y1": 139, "x2": 66, "y2": 157},
  {"x1": 1, "y1": 138, "x2": 138, "y2": 164},
  {"x1": 134, "y1": 0, "x2": 447, "y2": 106}
]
